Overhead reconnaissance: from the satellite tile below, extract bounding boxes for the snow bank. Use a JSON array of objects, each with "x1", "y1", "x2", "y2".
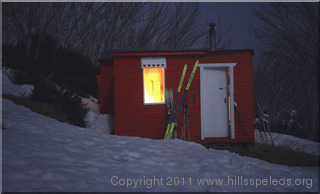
[
  {"x1": 2, "y1": 68, "x2": 34, "y2": 96},
  {"x1": 2, "y1": 99, "x2": 318, "y2": 192},
  {"x1": 255, "y1": 129, "x2": 319, "y2": 156},
  {"x1": 1, "y1": 67, "x2": 113, "y2": 135},
  {"x1": 82, "y1": 97, "x2": 113, "y2": 134},
  {"x1": 85, "y1": 111, "x2": 113, "y2": 134}
]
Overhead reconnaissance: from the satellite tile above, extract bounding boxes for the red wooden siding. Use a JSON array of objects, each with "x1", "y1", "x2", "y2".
[
  {"x1": 98, "y1": 58, "x2": 114, "y2": 115},
  {"x1": 100, "y1": 50, "x2": 254, "y2": 143},
  {"x1": 113, "y1": 57, "x2": 167, "y2": 138},
  {"x1": 198, "y1": 51, "x2": 254, "y2": 143}
]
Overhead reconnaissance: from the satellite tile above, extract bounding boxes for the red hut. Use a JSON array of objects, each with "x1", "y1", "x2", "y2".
[{"x1": 97, "y1": 49, "x2": 255, "y2": 144}]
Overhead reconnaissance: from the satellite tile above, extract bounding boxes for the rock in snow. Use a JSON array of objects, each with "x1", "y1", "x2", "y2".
[{"x1": 2, "y1": 99, "x2": 318, "y2": 192}]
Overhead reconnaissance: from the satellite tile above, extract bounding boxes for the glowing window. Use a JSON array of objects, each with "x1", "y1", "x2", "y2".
[
  {"x1": 143, "y1": 68, "x2": 165, "y2": 104},
  {"x1": 141, "y1": 57, "x2": 166, "y2": 105}
]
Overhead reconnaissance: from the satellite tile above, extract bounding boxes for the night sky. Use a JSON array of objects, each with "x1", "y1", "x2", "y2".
[{"x1": 199, "y1": 2, "x2": 264, "y2": 50}]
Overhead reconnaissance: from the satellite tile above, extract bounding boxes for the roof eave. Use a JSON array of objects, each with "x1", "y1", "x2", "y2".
[
  {"x1": 108, "y1": 48, "x2": 254, "y2": 57},
  {"x1": 109, "y1": 51, "x2": 208, "y2": 57}
]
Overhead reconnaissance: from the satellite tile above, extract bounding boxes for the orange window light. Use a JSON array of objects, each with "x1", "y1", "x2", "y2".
[{"x1": 143, "y1": 68, "x2": 165, "y2": 104}]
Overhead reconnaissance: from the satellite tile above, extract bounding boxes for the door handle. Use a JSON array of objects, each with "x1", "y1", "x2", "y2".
[{"x1": 224, "y1": 98, "x2": 227, "y2": 103}]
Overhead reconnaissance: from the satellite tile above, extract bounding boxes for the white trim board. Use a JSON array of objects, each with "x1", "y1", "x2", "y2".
[
  {"x1": 198, "y1": 63, "x2": 237, "y2": 68},
  {"x1": 141, "y1": 57, "x2": 167, "y2": 69},
  {"x1": 199, "y1": 63, "x2": 236, "y2": 140}
]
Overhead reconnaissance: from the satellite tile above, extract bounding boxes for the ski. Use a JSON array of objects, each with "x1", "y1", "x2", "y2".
[
  {"x1": 169, "y1": 88, "x2": 173, "y2": 114},
  {"x1": 169, "y1": 88, "x2": 178, "y2": 139},
  {"x1": 164, "y1": 88, "x2": 170, "y2": 110},
  {"x1": 165, "y1": 88, "x2": 174, "y2": 120},
  {"x1": 165, "y1": 60, "x2": 199, "y2": 139},
  {"x1": 165, "y1": 88, "x2": 170, "y2": 116},
  {"x1": 164, "y1": 64, "x2": 188, "y2": 139}
]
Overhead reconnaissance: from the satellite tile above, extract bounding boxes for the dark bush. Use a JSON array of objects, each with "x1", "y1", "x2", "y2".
[
  {"x1": 3, "y1": 33, "x2": 93, "y2": 128},
  {"x1": 2, "y1": 33, "x2": 98, "y2": 98},
  {"x1": 8, "y1": 69, "x2": 41, "y2": 85},
  {"x1": 30, "y1": 79, "x2": 88, "y2": 127},
  {"x1": 59, "y1": 90, "x2": 88, "y2": 127},
  {"x1": 30, "y1": 80, "x2": 60, "y2": 104},
  {"x1": 2, "y1": 44, "x2": 29, "y2": 71},
  {"x1": 30, "y1": 33, "x2": 59, "y2": 76},
  {"x1": 272, "y1": 109, "x2": 309, "y2": 140},
  {"x1": 52, "y1": 48, "x2": 98, "y2": 97}
]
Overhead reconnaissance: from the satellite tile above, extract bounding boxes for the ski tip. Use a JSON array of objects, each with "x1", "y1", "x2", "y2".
[{"x1": 183, "y1": 64, "x2": 188, "y2": 71}]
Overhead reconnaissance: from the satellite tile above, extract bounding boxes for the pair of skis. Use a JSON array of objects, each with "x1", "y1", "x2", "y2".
[{"x1": 164, "y1": 60, "x2": 199, "y2": 139}]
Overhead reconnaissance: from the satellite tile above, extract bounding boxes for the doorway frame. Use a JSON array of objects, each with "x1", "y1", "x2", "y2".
[{"x1": 199, "y1": 63, "x2": 237, "y2": 140}]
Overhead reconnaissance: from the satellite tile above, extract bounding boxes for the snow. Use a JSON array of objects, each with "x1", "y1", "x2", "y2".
[
  {"x1": 2, "y1": 68, "x2": 318, "y2": 192},
  {"x1": 85, "y1": 111, "x2": 113, "y2": 134},
  {"x1": 82, "y1": 97, "x2": 113, "y2": 134},
  {"x1": 255, "y1": 130, "x2": 319, "y2": 156},
  {"x1": 2, "y1": 68, "x2": 34, "y2": 97},
  {"x1": 1, "y1": 67, "x2": 112, "y2": 135},
  {"x1": 2, "y1": 99, "x2": 319, "y2": 192}
]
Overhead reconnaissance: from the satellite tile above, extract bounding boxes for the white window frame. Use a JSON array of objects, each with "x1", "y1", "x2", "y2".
[
  {"x1": 141, "y1": 57, "x2": 166, "y2": 105},
  {"x1": 198, "y1": 63, "x2": 237, "y2": 140}
]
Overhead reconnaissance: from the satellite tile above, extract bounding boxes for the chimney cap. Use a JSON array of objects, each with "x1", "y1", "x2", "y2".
[{"x1": 209, "y1": 22, "x2": 216, "y2": 28}]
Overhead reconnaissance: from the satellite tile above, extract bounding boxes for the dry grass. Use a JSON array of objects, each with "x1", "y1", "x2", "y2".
[{"x1": 203, "y1": 142, "x2": 318, "y2": 167}]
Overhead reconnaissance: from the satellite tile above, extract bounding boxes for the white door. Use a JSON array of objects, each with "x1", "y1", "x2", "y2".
[{"x1": 202, "y1": 67, "x2": 229, "y2": 138}]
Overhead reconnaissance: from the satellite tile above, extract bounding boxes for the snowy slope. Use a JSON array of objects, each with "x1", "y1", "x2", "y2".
[
  {"x1": 2, "y1": 68, "x2": 34, "y2": 97},
  {"x1": 2, "y1": 67, "x2": 318, "y2": 155},
  {"x1": 2, "y1": 99, "x2": 318, "y2": 192},
  {"x1": 255, "y1": 130, "x2": 319, "y2": 156},
  {"x1": 1, "y1": 67, "x2": 112, "y2": 135}
]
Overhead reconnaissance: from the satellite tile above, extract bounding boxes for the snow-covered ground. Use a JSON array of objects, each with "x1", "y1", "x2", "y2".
[
  {"x1": 2, "y1": 68, "x2": 34, "y2": 97},
  {"x1": 255, "y1": 130, "x2": 319, "y2": 156},
  {"x1": 2, "y1": 99, "x2": 319, "y2": 192},
  {"x1": 2, "y1": 67, "x2": 112, "y2": 134},
  {"x1": 2, "y1": 68, "x2": 319, "y2": 192},
  {"x1": 2, "y1": 67, "x2": 318, "y2": 155}
]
